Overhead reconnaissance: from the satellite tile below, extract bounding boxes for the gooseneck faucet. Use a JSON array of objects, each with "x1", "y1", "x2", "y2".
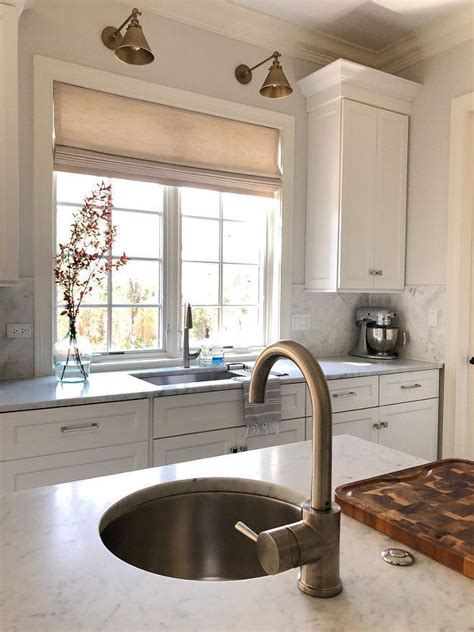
[
  {"x1": 235, "y1": 340, "x2": 342, "y2": 598},
  {"x1": 182, "y1": 303, "x2": 201, "y2": 369}
]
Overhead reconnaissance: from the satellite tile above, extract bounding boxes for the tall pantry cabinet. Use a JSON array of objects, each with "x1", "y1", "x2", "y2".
[{"x1": 298, "y1": 60, "x2": 420, "y2": 293}]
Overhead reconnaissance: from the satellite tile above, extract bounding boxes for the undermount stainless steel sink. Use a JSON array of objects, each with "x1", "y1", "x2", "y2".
[
  {"x1": 99, "y1": 478, "x2": 304, "y2": 581},
  {"x1": 133, "y1": 369, "x2": 241, "y2": 386}
]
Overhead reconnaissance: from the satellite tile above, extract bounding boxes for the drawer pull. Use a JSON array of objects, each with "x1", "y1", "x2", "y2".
[
  {"x1": 332, "y1": 391, "x2": 357, "y2": 399},
  {"x1": 373, "y1": 422, "x2": 382, "y2": 429},
  {"x1": 60, "y1": 422, "x2": 99, "y2": 434},
  {"x1": 400, "y1": 383, "x2": 422, "y2": 390}
]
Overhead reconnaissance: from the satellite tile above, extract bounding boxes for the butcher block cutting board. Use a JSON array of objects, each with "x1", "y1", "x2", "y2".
[{"x1": 335, "y1": 459, "x2": 474, "y2": 578}]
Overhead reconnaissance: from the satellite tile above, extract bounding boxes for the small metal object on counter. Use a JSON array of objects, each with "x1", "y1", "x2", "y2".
[{"x1": 381, "y1": 548, "x2": 415, "y2": 566}]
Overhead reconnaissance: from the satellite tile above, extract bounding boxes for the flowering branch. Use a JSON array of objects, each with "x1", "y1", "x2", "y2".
[{"x1": 54, "y1": 182, "x2": 128, "y2": 324}]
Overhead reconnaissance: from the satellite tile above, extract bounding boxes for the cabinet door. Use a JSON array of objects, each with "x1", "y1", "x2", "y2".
[
  {"x1": 373, "y1": 109, "x2": 408, "y2": 290},
  {"x1": 306, "y1": 409, "x2": 378, "y2": 442},
  {"x1": 246, "y1": 418, "x2": 305, "y2": 451},
  {"x1": 330, "y1": 409, "x2": 379, "y2": 443},
  {"x1": 153, "y1": 428, "x2": 238, "y2": 466},
  {"x1": 0, "y1": 441, "x2": 149, "y2": 493},
  {"x1": 377, "y1": 399, "x2": 438, "y2": 460},
  {"x1": 339, "y1": 100, "x2": 377, "y2": 290},
  {"x1": 305, "y1": 101, "x2": 342, "y2": 291}
]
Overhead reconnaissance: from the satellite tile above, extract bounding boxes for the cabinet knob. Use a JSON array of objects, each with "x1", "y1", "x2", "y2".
[
  {"x1": 470, "y1": 357, "x2": 474, "y2": 365},
  {"x1": 373, "y1": 422, "x2": 382, "y2": 429},
  {"x1": 380, "y1": 421, "x2": 389, "y2": 428}
]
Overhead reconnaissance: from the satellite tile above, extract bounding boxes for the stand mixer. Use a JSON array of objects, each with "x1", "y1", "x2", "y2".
[{"x1": 350, "y1": 307, "x2": 400, "y2": 360}]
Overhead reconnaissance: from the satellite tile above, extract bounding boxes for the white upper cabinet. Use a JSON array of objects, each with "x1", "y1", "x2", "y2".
[{"x1": 298, "y1": 59, "x2": 419, "y2": 293}]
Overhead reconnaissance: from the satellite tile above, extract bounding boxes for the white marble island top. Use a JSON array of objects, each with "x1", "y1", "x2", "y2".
[
  {"x1": 0, "y1": 356, "x2": 442, "y2": 413},
  {"x1": 1, "y1": 435, "x2": 470, "y2": 632}
]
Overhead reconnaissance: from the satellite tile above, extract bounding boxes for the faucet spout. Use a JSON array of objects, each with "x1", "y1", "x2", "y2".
[
  {"x1": 241, "y1": 340, "x2": 342, "y2": 598},
  {"x1": 249, "y1": 340, "x2": 332, "y2": 511}
]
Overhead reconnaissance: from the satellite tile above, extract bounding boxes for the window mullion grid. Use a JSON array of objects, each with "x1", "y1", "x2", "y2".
[{"x1": 218, "y1": 193, "x2": 224, "y2": 336}]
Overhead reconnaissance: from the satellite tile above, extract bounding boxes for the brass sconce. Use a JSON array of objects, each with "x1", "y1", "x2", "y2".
[
  {"x1": 101, "y1": 7, "x2": 154, "y2": 65},
  {"x1": 235, "y1": 51, "x2": 292, "y2": 99}
]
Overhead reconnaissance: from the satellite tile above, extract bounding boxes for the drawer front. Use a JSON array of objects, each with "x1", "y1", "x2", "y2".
[
  {"x1": 379, "y1": 370, "x2": 439, "y2": 405},
  {"x1": 0, "y1": 400, "x2": 149, "y2": 461},
  {"x1": 153, "y1": 428, "x2": 238, "y2": 466},
  {"x1": 281, "y1": 383, "x2": 305, "y2": 420},
  {"x1": 0, "y1": 441, "x2": 149, "y2": 493},
  {"x1": 154, "y1": 390, "x2": 244, "y2": 438},
  {"x1": 325, "y1": 377, "x2": 378, "y2": 413}
]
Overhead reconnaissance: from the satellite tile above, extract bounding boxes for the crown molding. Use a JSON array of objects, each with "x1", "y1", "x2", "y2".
[
  {"x1": 120, "y1": 0, "x2": 376, "y2": 68},
  {"x1": 21, "y1": 0, "x2": 474, "y2": 75},
  {"x1": 376, "y1": 4, "x2": 474, "y2": 73}
]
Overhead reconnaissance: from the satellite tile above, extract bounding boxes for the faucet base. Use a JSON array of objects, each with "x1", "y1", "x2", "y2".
[{"x1": 297, "y1": 502, "x2": 342, "y2": 598}]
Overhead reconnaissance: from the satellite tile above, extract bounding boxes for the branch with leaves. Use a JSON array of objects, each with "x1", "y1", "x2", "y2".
[{"x1": 54, "y1": 182, "x2": 128, "y2": 377}]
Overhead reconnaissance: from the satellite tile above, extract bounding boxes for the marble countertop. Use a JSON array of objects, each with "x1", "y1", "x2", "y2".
[
  {"x1": 0, "y1": 356, "x2": 442, "y2": 413},
  {"x1": 1, "y1": 435, "x2": 470, "y2": 631}
]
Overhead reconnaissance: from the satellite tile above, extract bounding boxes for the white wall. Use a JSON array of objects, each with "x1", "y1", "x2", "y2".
[
  {"x1": 397, "y1": 39, "x2": 473, "y2": 286},
  {"x1": 17, "y1": 0, "x2": 318, "y2": 282}
]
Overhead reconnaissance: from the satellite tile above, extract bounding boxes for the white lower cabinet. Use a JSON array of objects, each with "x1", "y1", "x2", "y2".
[
  {"x1": 377, "y1": 399, "x2": 438, "y2": 461},
  {"x1": 0, "y1": 441, "x2": 149, "y2": 493},
  {"x1": 154, "y1": 428, "x2": 245, "y2": 466},
  {"x1": 331, "y1": 409, "x2": 379, "y2": 443}
]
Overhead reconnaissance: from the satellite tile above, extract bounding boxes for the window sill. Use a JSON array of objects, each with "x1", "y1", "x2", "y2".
[{"x1": 90, "y1": 350, "x2": 264, "y2": 374}]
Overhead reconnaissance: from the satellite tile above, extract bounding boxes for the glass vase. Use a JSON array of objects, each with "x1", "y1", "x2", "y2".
[{"x1": 53, "y1": 320, "x2": 92, "y2": 383}]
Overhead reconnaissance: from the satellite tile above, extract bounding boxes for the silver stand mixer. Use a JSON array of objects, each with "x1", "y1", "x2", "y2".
[{"x1": 350, "y1": 307, "x2": 400, "y2": 360}]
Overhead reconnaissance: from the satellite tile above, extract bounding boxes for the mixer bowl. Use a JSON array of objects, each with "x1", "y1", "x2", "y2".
[{"x1": 367, "y1": 326, "x2": 399, "y2": 353}]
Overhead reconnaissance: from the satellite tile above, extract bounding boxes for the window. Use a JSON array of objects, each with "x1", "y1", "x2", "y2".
[
  {"x1": 55, "y1": 172, "x2": 275, "y2": 359},
  {"x1": 55, "y1": 173, "x2": 164, "y2": 354},
  {"x1": 181, "y1": 187, "x2": 269, "y2": 348}
]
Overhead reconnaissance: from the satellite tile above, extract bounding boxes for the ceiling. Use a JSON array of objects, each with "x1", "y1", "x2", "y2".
[{"x1": 229, "y1": 0, "x2": 470, "y2": 51}]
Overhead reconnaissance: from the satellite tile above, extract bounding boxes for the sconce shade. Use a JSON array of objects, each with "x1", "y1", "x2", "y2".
[
  {"x1": 115, "y1": 23, "x2": 154, "y2": 65},
  {"x1": 260, "y1": 59, "x2": 292, "y2": 98}
]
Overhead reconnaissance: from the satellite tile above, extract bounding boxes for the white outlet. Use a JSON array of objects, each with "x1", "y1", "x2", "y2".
[
  {"x1": 7, "y1": 323, "x2": 32, "y2": 338},
  {"x1": 428, "y1": 309, "x2": 438, "y2": 327},
  {"x1": 292, "y1": 314, "x2": 311, "y2": 332}
]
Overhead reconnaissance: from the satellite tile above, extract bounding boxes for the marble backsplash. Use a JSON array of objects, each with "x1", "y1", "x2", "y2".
[
  {"x1": 0, "y1": 277, "x2": 35, "y2": 379},
  {"x1": 0, "y1": 279, "x2": 445, "y2": 380},
  {"x1": 291, "y1": 284, "x2": 446, "y2": 363}
]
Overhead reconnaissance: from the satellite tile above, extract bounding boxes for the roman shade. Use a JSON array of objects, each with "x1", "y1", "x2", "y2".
[{"x1": 53, "y1": 82, "x2": 282, "y2": 196}]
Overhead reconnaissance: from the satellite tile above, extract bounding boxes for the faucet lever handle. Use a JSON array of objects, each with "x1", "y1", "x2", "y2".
[{"x1": 235, "y1": 521, "x2": 258, "y2": 542}]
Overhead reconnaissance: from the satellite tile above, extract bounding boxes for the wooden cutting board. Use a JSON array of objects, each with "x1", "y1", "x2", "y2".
[{"x1": 335, "y1": 459, "x2": 474, "y2": 578}]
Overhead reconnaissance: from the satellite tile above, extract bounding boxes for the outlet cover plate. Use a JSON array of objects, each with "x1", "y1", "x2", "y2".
[
  {"x1": 7, "y1": 323, "x2": 32, "y2": 338},
  {"x1": 292, "y1": 314, "x2": 311, "y2": 332}
]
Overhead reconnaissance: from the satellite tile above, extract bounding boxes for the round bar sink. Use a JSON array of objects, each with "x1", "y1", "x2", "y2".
[{"x1": 99, "y1": 478, "x2": 304, "y2": 581}]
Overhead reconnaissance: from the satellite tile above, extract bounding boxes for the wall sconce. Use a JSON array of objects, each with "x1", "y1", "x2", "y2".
[
  {"x1": 235, "y1": 51, "x2": 292, "y2": 99},
  {"x1": 101, "y1": 7, "x2": 154, "y2": 65}
]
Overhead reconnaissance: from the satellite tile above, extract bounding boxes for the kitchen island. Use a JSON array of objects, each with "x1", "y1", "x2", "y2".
[{"x1": 1, "y1": 435, "x2": 471, "y2": 631}]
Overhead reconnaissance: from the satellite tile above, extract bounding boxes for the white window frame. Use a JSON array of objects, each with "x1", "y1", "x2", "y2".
[{"x1": 34, "y1": 56, "x2": 295, "y2": 375}]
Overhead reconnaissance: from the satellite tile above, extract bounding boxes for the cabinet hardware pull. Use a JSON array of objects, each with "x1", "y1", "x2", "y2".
[
  {"x1": 333, "y1": 391, "x2": 357, "y2": 398},
  {"x1": 230, "y1": 447, "x2": 238, "y2": 454},
  {"x1": 376, "y1": 270, "x2": 383, "y2": 276},
  {"x1": 238, "y1": 446, "x2": 248, "y2": 452},
  {"x1": 400, "y1": 383, "x2": 422, "y2": 390},
  {"x1": 380, "y1": 421, "x2": 389, "y2": 428},
  {"x1": 60, "y1": 422, "x2": 99, "y2": 434},
  {"x1": 373, "y1": 422, "x2": 382, "y2": 429},
  {"x1": 369, "y1": 269, "x2": 377, "y2": 276}
]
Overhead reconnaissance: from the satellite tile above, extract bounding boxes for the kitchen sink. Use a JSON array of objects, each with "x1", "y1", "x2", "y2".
[
  {"x1": 99, "y1": 478, "x2": 304, "y2": 581},
  {"x1": 133, "y1": 369, "x2": 241, "y2": 386}
]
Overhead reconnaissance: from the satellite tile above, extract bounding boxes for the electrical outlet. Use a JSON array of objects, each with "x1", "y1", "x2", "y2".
[
  {"x1": 7, "y1": 323, "x2": 32, "y2": 338},
  {"x1": 428, "y1": 309, "x2": 438, "y2": 327},
  {"x1": 292, "y1": 314, "x2": 310, "y2": 332}
]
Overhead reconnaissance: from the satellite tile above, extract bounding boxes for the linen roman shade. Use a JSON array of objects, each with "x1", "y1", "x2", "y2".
[{"x1": 53, "y1": 82, "x2": 282, "y2": 196}]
